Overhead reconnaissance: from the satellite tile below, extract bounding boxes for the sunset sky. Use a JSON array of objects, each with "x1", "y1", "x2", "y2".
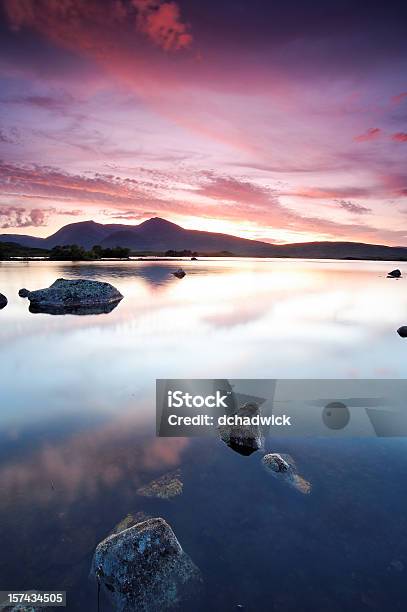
[{"x1": 0, "y1": 0, "x2": 406, "y2": 244}]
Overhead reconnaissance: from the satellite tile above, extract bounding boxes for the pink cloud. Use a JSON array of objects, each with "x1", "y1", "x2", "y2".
[
  {"x1": 2, "y1": 162, "x2": 407, "y2": 244},
  {"x1": 0, "y1": 206, "x2": 54, "y2": 228},
  {"x1": 335, "y1": 200, "x2": 371, "y2": 215},
  {"x1": 392, "y1": 132, "x2": 407, "y2": 142},
  {"x1": 134, "y1": 0, "x2": 192, "y2": 51},
  {"x1": 4, "y1": 0, "x2": 192, "y2": 53},
  {"x1": 353, "y1": 127, "x2": 381, "y2": 142},
  {"x1": 391, "y1": 92, "x2": 407, "y2": 105}
]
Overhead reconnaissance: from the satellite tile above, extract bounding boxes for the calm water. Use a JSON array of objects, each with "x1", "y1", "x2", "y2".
[{"x1": 0, "y1": 258, "x2": 407, "y2": 611}]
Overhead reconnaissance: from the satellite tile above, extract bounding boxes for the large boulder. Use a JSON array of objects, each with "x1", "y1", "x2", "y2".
[
  {"x1": 387, "y1": 269, "x2": 401, "y2": 278},
  {"x1": 21, "y1": 278, "x2": 123, "y2": 314},
  {"x1": 218, "y1": 402, "x2": 264, "y2": 456},
  {"x1": 92, "y1": 517, "x2": 201, "y2": 612},
  {"x1": 0, "y1": 293, "x2": 7, "y2": 309}
]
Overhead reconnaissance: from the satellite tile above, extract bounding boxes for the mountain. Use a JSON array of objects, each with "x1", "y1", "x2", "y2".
[
  {"x1": 99, "y1": 217, "x2": 276, "y2": 255},
  {"x1": 0, "y1": 233, "x2": 46, "y2": 249},
  {"x1": 1, "y1": 217, "x2": 407, "y2": 260}
]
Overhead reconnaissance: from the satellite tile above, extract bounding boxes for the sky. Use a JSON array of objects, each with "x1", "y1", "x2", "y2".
[{"x1": 0, "y1": 0, "x2": 406, "y2": 245}]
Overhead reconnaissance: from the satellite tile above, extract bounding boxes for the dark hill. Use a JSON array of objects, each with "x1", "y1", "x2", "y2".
[{"x1": 1, "y1": 217, "x2": 406, "y2": 260}]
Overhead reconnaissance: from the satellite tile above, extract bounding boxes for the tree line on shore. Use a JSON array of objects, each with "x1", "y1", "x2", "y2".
[
  {"x1": 49, "y1": 245, "x2": 130, "y2": 260},
  {"x1": 0, "y1": 242, "x2": 130, "y2": 260}
]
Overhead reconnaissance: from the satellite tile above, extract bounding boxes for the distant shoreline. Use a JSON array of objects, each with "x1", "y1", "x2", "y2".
[{"x1": 2, "y1": 255, "x2": 407, "y2": 263}]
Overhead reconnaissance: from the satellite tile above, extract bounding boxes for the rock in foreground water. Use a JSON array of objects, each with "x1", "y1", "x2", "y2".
[
  {"x1": 172, "y1": 268, "x2": 186, "y2": 279},
  {"x1": 219, "y1": 402, "x2": 264, "y2": 456},
  {"x1": 21, "y1": 278, "x2": 123, "y2": 314},
  {"x1": 0, "y1": 293, "x2": 7, "y2": 309},
  {"x1": 262, "y1": 453, "x2": 311, "y2": 494},
  {"x1": 93, "y1": 517, "x2": 201, "y2": 612},
  {"x1": 397, "y1": 326, "x2": 407, "y2": 338},
  {"x1": 18, "y1": 288, "x2": 30, "y2": 297},
  {"x1": 387, "y1": 269, "x2": 401, "y2": 278}
]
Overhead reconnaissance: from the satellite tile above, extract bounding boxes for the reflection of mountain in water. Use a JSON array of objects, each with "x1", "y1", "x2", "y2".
[{"x1": 57, "y1": 264, "x2": 180, "y2": 288}]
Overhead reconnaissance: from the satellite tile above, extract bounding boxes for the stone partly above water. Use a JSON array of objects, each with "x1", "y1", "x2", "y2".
[
  {"x1": 262, "y1": 453, "x2": 311, "y2": 495},
  {"x1": 172, "y1": 268, "x2": 186, "y2": 279},
  {"x1": 218, "y1": 402, "x2": 264, "y2": 456},
  {"x1": 0, "y1": 293, "x2": 7, "y2": 309},
  {"x1": 137, "y1": 469, "x2": 183, "y2": 500},
  {"x1": 93, "y1": 517, "x2": 201, "y2": 612},
  {"x1": 397, "y1": 326, "x2": 407, "y2": 338},
  {"x1": 387, "y1": 269, "x2": 402, "y2": 278},
  {"x1": 20, "y1": 278, "x2": 123, "y2": 315}
]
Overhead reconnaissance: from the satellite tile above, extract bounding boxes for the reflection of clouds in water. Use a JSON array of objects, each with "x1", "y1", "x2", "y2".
[
  {"x1": 2, "y1": 259, "x2": 407, "y2": 400},
  {"x1": 204, "y1": 301, "x2": 270, "y2": 328},
  {"x1": 0, "y1": 415, "x2": 189, "y2": 507}
]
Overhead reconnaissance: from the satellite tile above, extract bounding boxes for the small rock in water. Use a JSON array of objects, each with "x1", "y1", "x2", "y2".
[
  {"x1": 92, "y1": 517, "x2": 201, "y2": 612},
  {"x1": 0, "y1": 293, "x2": 7, "y2": 309},
  {"x1": 218, "y1": 402, "x2": 264, "y2": 456},
  {"x1": 172, "y1": 268, "x2": 186, "y2": 279},
  {"x1": 18, "y1": 288, "x2": 30, "y2": 297},
  {"x1": 137, "y1": 469, "x2": 183, "y2": 500},
  {"x1": 397, "y1": 326, "x2": 407, "y2": 338},
  {"x1": 262, "y1": 453, "x2": 311, "y2": 494},
  {"x1": 387, "y1": 269, "x2": 401, "y2": 278},
  {"x1": 191, "y1": 257, "x2": 198, "y2": 260},
  {"x1": 263, "y1": 453, "x2": 291, "y2": 473},
  {"x1": 22, "y1": 278, "x2": 123, "y2": 315}
]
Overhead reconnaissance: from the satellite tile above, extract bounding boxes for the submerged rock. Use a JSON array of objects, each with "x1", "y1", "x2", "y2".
[
  {"x1": 387, "y1": 269, "x2": 401, "y2": 278},
  {"x1": 0, "y1": 293, "x2": 7, "y2": 309},
  {"x1": 262, "y1": 453, "x2": 311, "y2": 495},
  {"x1": 18, "y1": 288, "x2": 30, "y2": 297},
  {"x1": 110, "y1": 512, "x2": 151, "y2": 536},
  {"x1": 172, "y1": 268, "x2": 186, "y2": 279},
  {"x1": 92, "y1": 517, "x2": 201, "y2": 612},
  {"x1": 397, "y1": 326, "x2": 407, "y2": 338},
  {"x1": 218, "y1": 402, "x2": 264, "y2": 456},
  {"x1": 21, "y1": 278, "x2": 123, "y2": 315},
  {"x1": 137, "y1": 469, "x2": 183, "y2": 500}
]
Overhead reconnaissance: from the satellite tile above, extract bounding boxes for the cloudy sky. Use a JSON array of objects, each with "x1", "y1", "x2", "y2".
[{"x1": 0, "y1": 0, "x2": 406, "y2": 244}]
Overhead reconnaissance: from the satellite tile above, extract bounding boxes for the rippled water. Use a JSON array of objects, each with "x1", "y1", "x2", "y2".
[{"x1": 0, "y1": 258, "x2": 407, "y2": 611}]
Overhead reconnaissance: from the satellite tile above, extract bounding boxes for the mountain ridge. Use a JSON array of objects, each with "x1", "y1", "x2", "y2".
[{"x1": 1, "y1": 217, "x2": 406, "y2": 260}]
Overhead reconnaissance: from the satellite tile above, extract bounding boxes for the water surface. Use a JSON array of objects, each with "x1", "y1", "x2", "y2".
[{"x1": 0, "y1": 258, "x2": 406, "y2": 611}]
